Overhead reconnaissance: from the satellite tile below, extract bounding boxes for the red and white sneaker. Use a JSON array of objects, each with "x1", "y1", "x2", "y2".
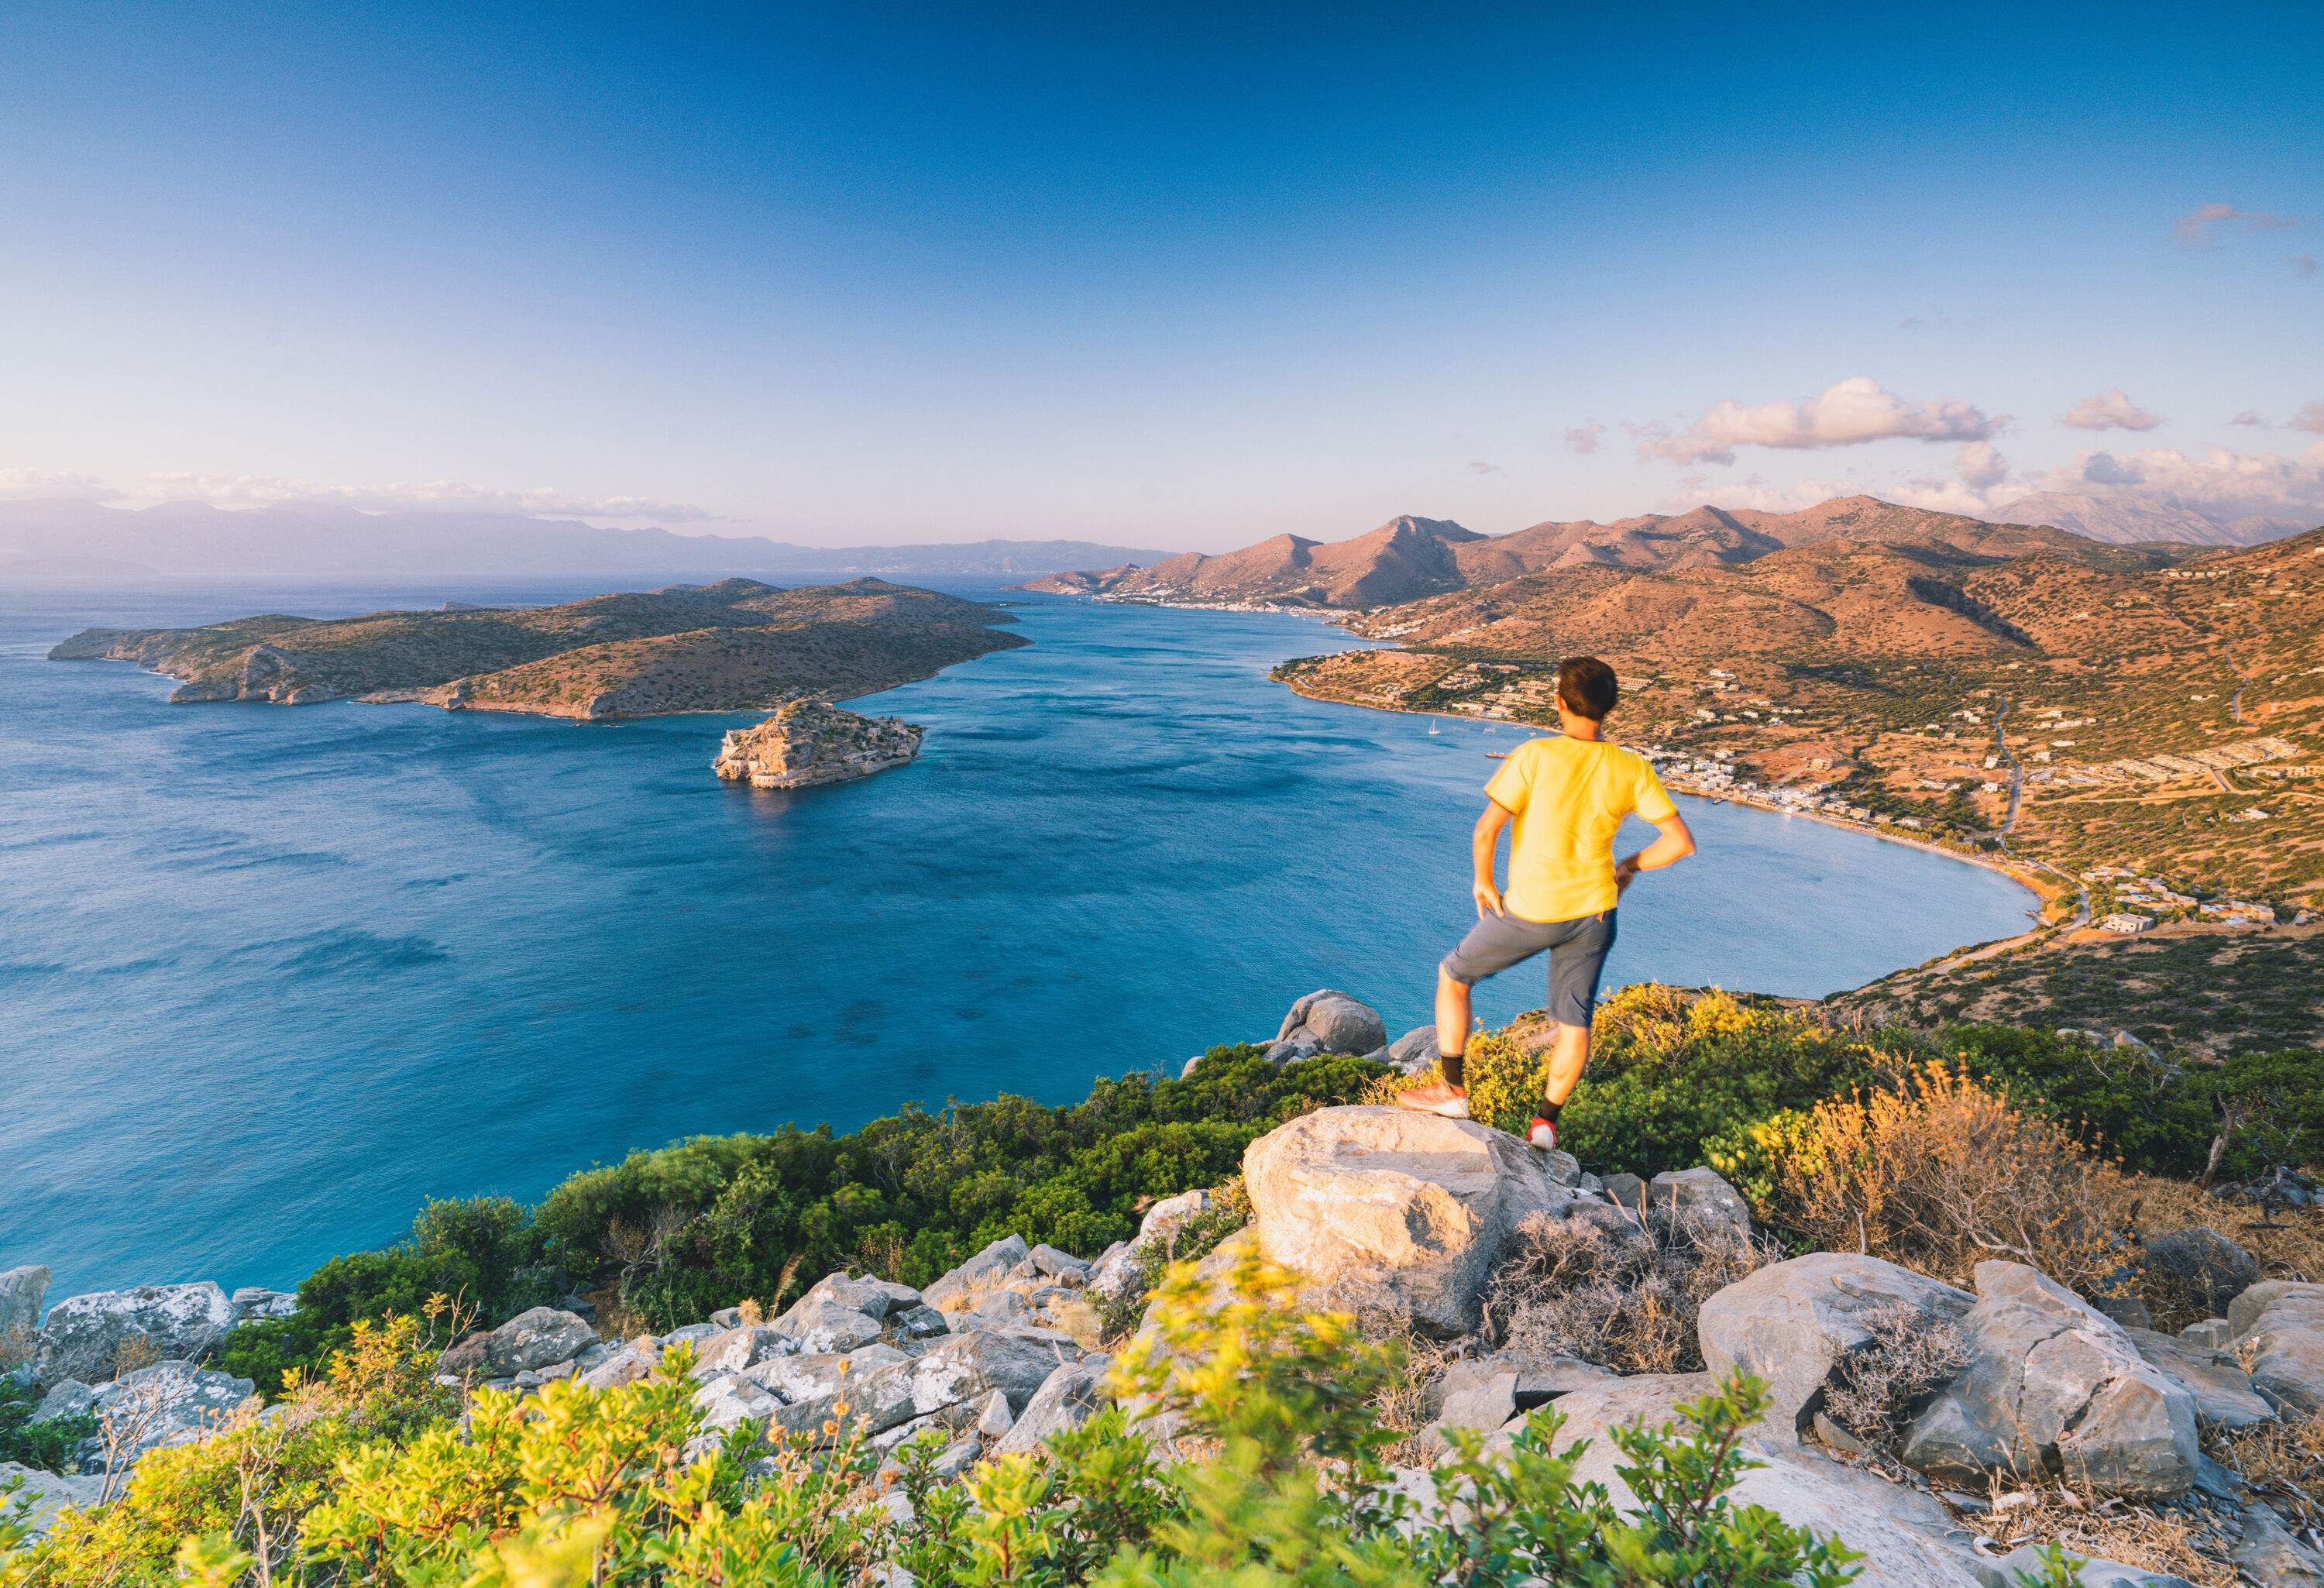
[
  {"x1": 1395, "y1": 1081, "x2": 1471, "y2": 1119},
  {"x1": 1526, "y1": 1116, "x2": 1558, "y2": 1151}
]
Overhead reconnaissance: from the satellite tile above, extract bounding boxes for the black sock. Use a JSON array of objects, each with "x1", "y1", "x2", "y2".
[
  {"x1": 1539, "y1": 1098, "x2": 1563, "y2": 1124},
  {"x1": 1439, "y1": 1050, "x2": 1465, "y2": 1090}
]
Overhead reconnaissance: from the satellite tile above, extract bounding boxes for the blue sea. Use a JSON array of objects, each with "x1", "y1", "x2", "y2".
[{"x1": 0, "y1": 576, "x2": 2038, "y2": 1299}]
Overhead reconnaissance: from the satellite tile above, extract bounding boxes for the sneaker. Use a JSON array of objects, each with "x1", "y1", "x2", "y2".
[
  {"x1": 1526, "y1": 1116, "x2": 1558, "y2": 1151},
  {"x1": 1394, "y1": 1081, "x2": 1470, "y2": 1119}
]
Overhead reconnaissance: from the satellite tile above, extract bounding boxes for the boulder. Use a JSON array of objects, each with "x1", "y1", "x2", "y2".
[
  {"x1": 1648, "y1": 1167, "x2": 1755, "y2": 1245},
  {"x1": 1437, "y1": 1352, "x2": 1618, "y2": 1414},
  {"x1": 772, "y1": 1296, "x2": 885, "y2": 1356},
  {"x1": 1600, "y1": 1172, "x2": 1648, "y2": 1210},
  {"x1": 1261, "y1": 1036, "x2": 1323, "y2": 1066},
  {"x1": 1490, "y1": 1373, "x2": 1986, "y2": 1588},
  {"x1": 747, "y1": 1342, "x2": 910, "y2": 1404},
  {"x1": 1275, "y1": 990, "x2": 1387, "y2": 1057},
  {"x1": 889, "y1": 1304, "x2": 951, "y2": 1342},
  {"x1": 32, "y1": 1282, "x2": 236, "y2": 1388},
  {"x1": 1243, "y1": 1105, "x2": 1573, "y2": 1335},
  {"x1": 481, "y1": 1308, "x2": 598, "y2": 1375},
  {"x1": 990, "y1": 1359, "x2": 1113, "y2": 1459},
  {"x1": 226, "y1": 1287, "x2": 298, "y2": 1324},
  {"x1": 662, "y1": 1322, "x2": 723, "y2": 1348},
  {"x1": 693, "y1": 1372, "x2": 779, "y2": 1433},
  {"x1": 800, "y1": 1273, "x2": 922, "y2": 1321},
  {"x1": 923, "y1": 1236, "x2": 1031, "y2": 1313},
  {"x1": 33, "y1": 1380, "x2": 96, "y2": 1422},
  {"x1": 1697, "y1": 1253, "x2": 1974, "y2": 1432},
  {"x1": 693, "y1": 1325, "x2": 791, "y2": 1378},
  {"x1": 1901, "y1": 1262, "x2": 2200, "y2": 1499},
  {"x1": 2122, "y1": 1327, "x2": 2275, "y2": 1430},
  {"x1": 575, "y1": 1343, "x2": 655, "y2": 1390},
  {"x1": 2228, "y1": 1282, "x2": 2324, "y2": 1415},
  {"x1": 2141, "y1": 1228, "x2": 2258, "y2": 1317},
  {"x1": 0, "y1": 1265, "x2": 50, "y2": 1339},
  {"x1": 85, "y1": 1361, "x2": 259, "y2": 1469},
  {"x1": 1139, "y1": 1190, "x2": 1211, "y2": 1245},
  {"x1": 975, "y1": 1388, "x2": 1015, "y2": 1438},
  {"x1": 1384, "y1": 1026, "x2": 1441, "y2": 1074},
  {"x1": 0, "y1": 1461, "x2": 104, "y2": 1539},
  {"x1": 1028, "y1": 1245, "x2": 1089, "y2": 1281},
  {"x1": 2179, "y1": 1319, "x2": 2233, "y2": 1349}
]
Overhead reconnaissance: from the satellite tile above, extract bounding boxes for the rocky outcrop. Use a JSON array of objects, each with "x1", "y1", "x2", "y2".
[
  {"x1": 31, "y1": 1282, "x2": 236, "y2": 1389},
  {"x1": 1243, "y1": 1105, "x2": 1574, "y2": 1333},
  {"x1": 988, "y1": 1358, "x2": 1113, "y2": 1459},
  {"x1": 2140, "y1": 1227, "x2": 2258, "y2": 1318},
  {"x1": 2120, "y1": 1326, "x2": 2276, "y2": 1430},
  {"x1": 1901, "y1": 1262, "x2": 2200, "y2": 1498},
  {"x1": 1266, "y1": 990, "x2": 1387, "y2": 1063},
  {"x1": 1697, "y1": 1253, "x2": 1974, "y2": 1431},
  {"x1": 2227, "y1": 1281, "x2": 2324, "y2": 1415},
  {"x1": 477, "y1": 1307, "x2": 600, "y2": 1376},
  {"x1": 713, "y1": 699, "x2": 923, "y2": 789},
  {"x1": 0, "y1": 1463, "x2": 105, "y2": 1541},
  {"x1": 76, "y1": 1361, "x2": 259, "y2": 1470}
]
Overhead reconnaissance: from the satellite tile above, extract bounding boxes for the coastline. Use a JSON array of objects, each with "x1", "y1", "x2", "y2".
[{"x1": 1274, "y1": 671, "x2": 2060, "y2": 923}]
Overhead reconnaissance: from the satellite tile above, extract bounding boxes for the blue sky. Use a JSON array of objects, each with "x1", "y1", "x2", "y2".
[{"x1": 2, "y1": 1, "x2": 2319, "y2": 547}]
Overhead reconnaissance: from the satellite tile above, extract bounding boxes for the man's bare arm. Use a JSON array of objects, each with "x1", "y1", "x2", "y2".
[
  {"x1": 1473, "y1": 799, "x2": 1513, "y2": 917},
  {"x1": 1615, "y1": 811, "x2": 1696, "y2": 892}
]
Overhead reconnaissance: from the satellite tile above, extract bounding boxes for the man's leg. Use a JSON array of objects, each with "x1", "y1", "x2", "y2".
[
  {"x1": 1527, "y1": 909, "x2": 1616, "y2": 1150},
  {"x1": 1434, "y1": 964, "x2": 1473, "y2": 1083}
]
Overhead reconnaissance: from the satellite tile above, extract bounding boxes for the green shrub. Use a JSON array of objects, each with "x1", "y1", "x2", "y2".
[
  {"x1": 538, "y1": 1047, "x2": 1383, "y2": 1329},
  {"x1": 0, "y1": 1378, "x2": 92, "y2": 1475}
]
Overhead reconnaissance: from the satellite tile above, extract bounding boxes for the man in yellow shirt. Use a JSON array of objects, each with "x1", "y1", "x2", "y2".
[{"x1": 1398, "y1": 656, "x2": 1695, "y2": 1151}]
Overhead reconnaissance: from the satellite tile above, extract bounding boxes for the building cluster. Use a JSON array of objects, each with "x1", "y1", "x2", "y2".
[
  {"x1": 2053, "y1": 735, "x2": 2299, "y2": 789},
  {"x1": 2083, "y1": 866, "x2": 2278, "y2": 927}
]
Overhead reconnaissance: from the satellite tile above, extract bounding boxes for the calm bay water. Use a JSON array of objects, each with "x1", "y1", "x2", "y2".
[{"x1": 0, "y1": 576, "x2": 2037, "y2": 1298}]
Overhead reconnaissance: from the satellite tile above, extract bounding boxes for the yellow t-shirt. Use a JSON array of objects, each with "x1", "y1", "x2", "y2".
[{"x1": 1483, "y1": 735, "x2": 1678, "y2": 922}]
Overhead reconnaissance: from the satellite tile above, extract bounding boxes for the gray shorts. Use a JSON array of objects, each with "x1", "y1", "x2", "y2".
[{"x1": 1441, "y1": 907, "x2": 1618, "y2": 1029}]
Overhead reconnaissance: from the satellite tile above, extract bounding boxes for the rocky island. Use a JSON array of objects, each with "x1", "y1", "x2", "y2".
[
  {"x1": 48, "y1": 577, "x2": 1026, "y2": 720},
  {"x1": 711, "y1": 699, "x2": 924, "y2": 789}
]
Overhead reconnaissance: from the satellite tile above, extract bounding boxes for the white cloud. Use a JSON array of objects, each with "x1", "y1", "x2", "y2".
[
  {"x1": 2060, "y1": 390, "x2": 2164, "y2": 432},
  {"x1": 2173, "y1": 202, "x2": 2298, "y2": 246},
  {"x1": 1634, "y1": 376, "x2": 2005, "y2": 466},
  {"x1": 0, "y1": 469, "x2": 123, "y2": 502},
  {"x1": 134, "y1": 473, "x2": 714, "y2": 521},
  {"x1": 1955, "y1": 442, "x2": 2009, "y2": 490},
  {"x1": 1563, "y1": 422, "x2": 1606, "y2": 455},
  {"x1": 2293, "y1": 402, "x2": 2324, "y2": 435}
]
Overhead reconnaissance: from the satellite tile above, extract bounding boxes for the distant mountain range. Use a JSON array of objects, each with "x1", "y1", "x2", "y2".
[
  {"x1": 0, "y1": 499, "x2": 1170, "y2": 579},
  {"x1": 1989, "y1": 490, "x2": 2312, "y2": 548},
  {"x1": 1024, "y1": 497, "x2": 2159, "y2": 610}
]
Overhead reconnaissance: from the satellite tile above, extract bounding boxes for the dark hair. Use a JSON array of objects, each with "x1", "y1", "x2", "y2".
[{"x1": 1556, "y1": 655, "x2": 1618, "y2": 720}]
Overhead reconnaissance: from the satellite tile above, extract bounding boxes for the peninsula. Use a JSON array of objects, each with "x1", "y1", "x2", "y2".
[{"x1": 48, "y1": 577, "x2": 1027, "y2": 720}]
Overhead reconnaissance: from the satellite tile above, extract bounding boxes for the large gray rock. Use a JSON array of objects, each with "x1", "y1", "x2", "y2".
[
  {"x1": 0, "y1": 1265, "x2": 50, "y2": 1340},
  {"x1": 693, "y1": 1372, "x2": 779, "y2": 1433},
  {"x1": 1138, "y1": 1190, "x2": 1211, "y2": 1245},
  {"x1": 1902, "y1": 1262, "x2": 2200, "y2": 1499},
  {"x1": 772, "y1": 1295, "x2": 885, "y2": 1356},
  {"x1": 2141, "y1": 1228, "x2": 2258, "y2": 1317},
  {"x1": 989, "y1": 1359, "x2": 1113, "y2": 1459},
  {"x1": 1384, "y1": 1026, "x2": 1441, "y2": 1074},
  {"x1": 32, "y1": 1282, "x2": 235, "y2": 1387},
  {"x1": 0, "y1": 1461, "x2": 105, "y2": 1539},
  {"x1": 923, "y1": 1236, "x2": 1032, "y2": 1314},
  {"x1": 33, "y1": 1380, "x2": 95, "y2": 1422},
  {"x1": 84, "y1": 1360, "x2": 259, "y2": 1470},
  {"x1": 1243, "y1": 1105, "x2": 1573, "y2": 1334},
  {"x1": 1491, "y1": 1373, "x2": 1985, "y2": 1588},
  {"x1": 2121, "y1": 1326, "x2": 2275, "y2": 1430},
  {"x1": 1697, "y1": 1253, "x2": 1973, "y2": 1432},
  {"x1": 481, "y1": 1308, "x2": 598, "y2": 1375},
  {"x1": 799, "y1": 1273, "x2": 921, "y2": 1322},
  {"x1": 692, "y1": 1325, "x2": 792, "y2": 1379},
  {"x1": 579, "y1": 1342, "x2": 660, "y2": 1391},
  {"x1": 1648, "y1": 1167, "x2": 1755, "y2": 1246},
  {"x1": 748, "y1": 1342, "x2": 912, "y2": 1404},
  {"x1": 2229, "y1": 1282, "x2": 2324, "y2": 1415},
  {"x1": 1275, "y1": 990, "x2": 1387, "y2": 1057}
]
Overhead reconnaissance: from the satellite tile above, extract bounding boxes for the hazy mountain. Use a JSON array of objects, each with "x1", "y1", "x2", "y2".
[
  {"x1": 1993, "y1": 490, "x2": 2310, "y2": 548},
  {"x1": 0, "y1": 499, "x2": 1170, "y2": 579},
  {"x1": 1029, "y1": 497, "x2": 2135, "y2": 610}
]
